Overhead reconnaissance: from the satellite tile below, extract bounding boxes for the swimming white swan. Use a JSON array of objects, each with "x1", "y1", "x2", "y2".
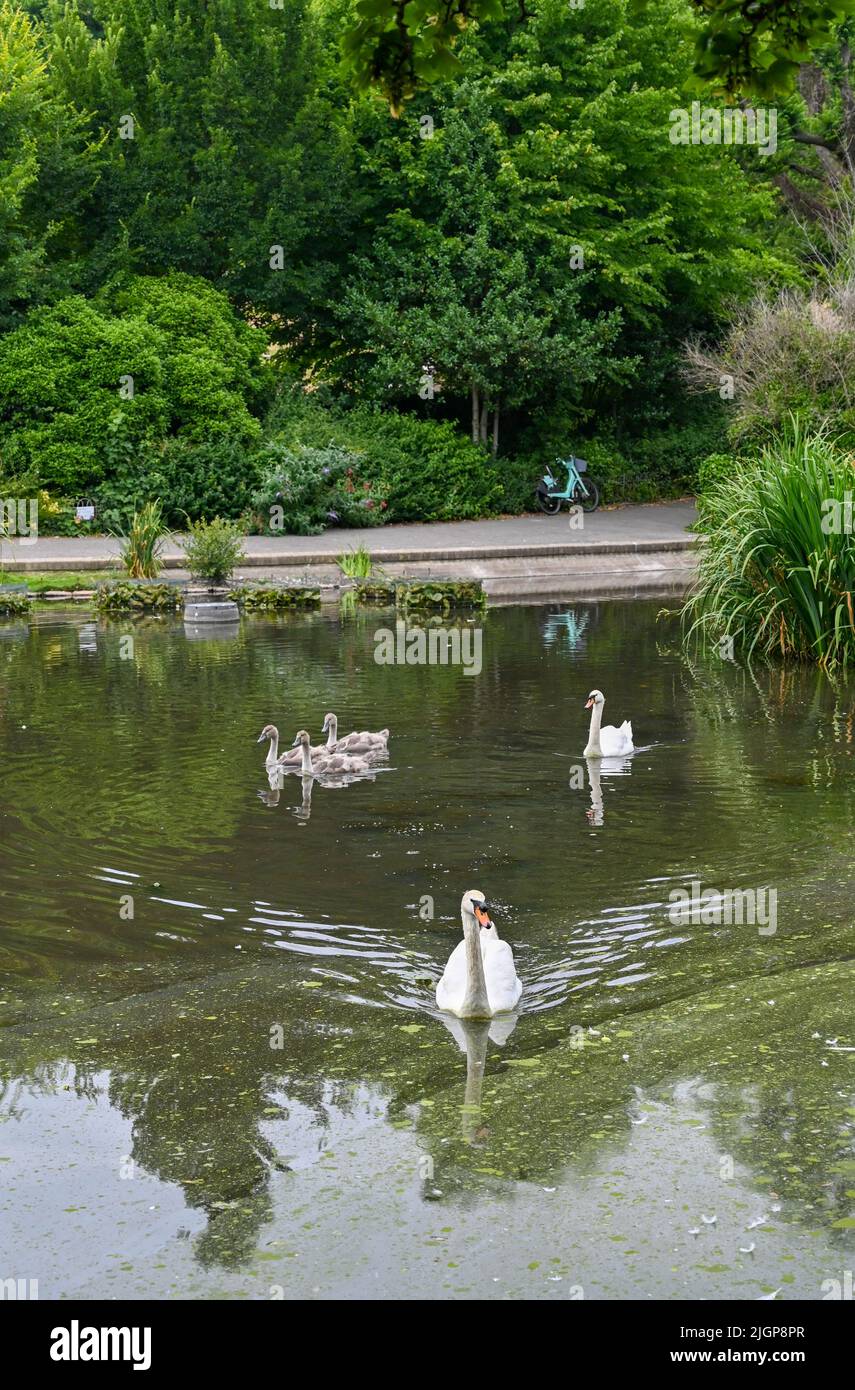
[
  {"x1": 322, "y1": 712, "x2": 389, "y2": 755},
  {"x1": 583, "y1": 689, "x2": 634, "y2": 757},
  {"x1": 291, "y1": 729, "x2": 370, "y2": 777},
  {"x1": 436, "y1": 890, "x2": 522, "y2": 1018},
  {"x1": 257, "y1": 723, "x2": 325, "y2": 768}
]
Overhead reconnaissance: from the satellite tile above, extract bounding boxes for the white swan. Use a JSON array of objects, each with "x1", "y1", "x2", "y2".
[
  {"x1": 290, "y1": 729, "x2": 370, "y2": 778},
  {"x1": 436, "y1": 890, "x2": 522, "y2": 1018},
  {"x1": 322, "y1": 712, "x2": 389, "y2": 755},
  {"x1": 583, "y1": 689, "x2": 634, "y2": 757}
]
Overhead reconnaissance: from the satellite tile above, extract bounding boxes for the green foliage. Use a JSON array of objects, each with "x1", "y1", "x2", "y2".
[
  {"x1": 683, "y1": 423, "x2": 855, "y2": 668},
  {"x1": 95, "y1": 581, "x2": 181, "y2": 612},
  {"x1": 342, "y1": 0, "x2": 855, "y2": 106},
  {"x1": 0, "y1": 0, "x2": 811, "y2": 520},
  {"x1": 183, "y1": 517, "x2": 246, "y2": 584},
  {"x1": 676, "y1": 0, "x2": 855, "y2": 97},
  {"x1": 250, "y1": 442, "x2": 387, "y2": 535},
  {"x1": 36, "y1": 0, "x2": 356, "y2": 337},
  {"x1": 118, "y1": 500, "x2": 169, "y2": 580},
  {"x1": 543, "y1": 408, "x2": 728, "y2": 503},
  {"x1": 329, "y1": 1, "x2": 790, "y2": 457},
  {"x1": 0, "y1": 3, "x2": 94, "y2": 327},
  {"x1": 352, "y1": 411, "x2": 503, "y2": 521},
  {"x1": 696, "y1": 451, "x2": 736, "y2": 495},
  {"x1": 96, "y1": 438, "x2": 262, "y2": 531},
  {"x1": 342, "y1": 0, "x2": 503, "y2": 112},
  {"x1": 266, "y1": 393, "x2": 506, "y2": 518}
]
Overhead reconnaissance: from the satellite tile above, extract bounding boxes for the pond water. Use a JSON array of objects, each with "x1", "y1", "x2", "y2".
[{"x1": 1, "y1": 599, "x2": 854, "y2": 1300}]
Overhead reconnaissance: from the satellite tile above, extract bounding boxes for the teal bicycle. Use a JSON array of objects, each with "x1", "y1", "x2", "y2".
[{"x1": 536, "y1": 455, "x2": 600, "y2": 515}]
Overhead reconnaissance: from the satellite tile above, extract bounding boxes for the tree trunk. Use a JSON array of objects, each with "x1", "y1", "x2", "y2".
[
  {"x1": 479, "y1": 402, "x2": 488, "y2": 445},
  {"x1": 491, "y1": 404, "x2": 500, "y2": 457},
  {"x1": 471, "y1": 383, "x2": 480, "y2": 445}
]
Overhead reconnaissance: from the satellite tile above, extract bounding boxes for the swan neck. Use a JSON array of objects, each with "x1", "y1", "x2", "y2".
[
  {"x1": 326, "y1": 719, "x2": 337, "y2": 749},
  {"x1": 461, "y1": 916, "x2": 490, "y2": 1017},
  {"x1": 300, "y1": 742, "x2": 314, "y2": 775},
  {"x1": 266, "y1": 731, "x2": 279, "y2": 768},
  {"x1": 585, "y1": 701, "x2": 603, "y2": 755}
]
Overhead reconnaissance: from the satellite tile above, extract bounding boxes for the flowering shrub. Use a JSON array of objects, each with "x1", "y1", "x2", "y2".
[{"x1": 250, "y1": 443, "x2": 387, "y2": 535}]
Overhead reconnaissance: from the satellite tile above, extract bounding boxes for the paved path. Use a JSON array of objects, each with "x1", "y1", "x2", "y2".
[{"x1": 3, "y1": 502, "x2": 696, "y2": 572}]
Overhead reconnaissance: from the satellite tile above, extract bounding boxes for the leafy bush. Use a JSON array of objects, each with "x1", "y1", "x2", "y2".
[
  {"x1": 183, "y1": 517, "x2": 246, "y2": 584},
  {"x1": 696, "y1": 451, "x2": 736, "y2": 496},
  {"x1": 0, "y1": 274, "x2": 269, "y2": 495},
  {"x1": 349, "y1": 411, "x2": 503, "y2": 522},
  {"x1": 250, "y1": 443, "x2": 387, "y2": 535},
  {"x1": 263, "y1": 391, "x2": 504, "y2": 521},
  {"x1": 683, "y1": 283, "x2": 855, "y2": 446},
  {"x1": 683, "y1": 422, "x2": 855, "y2": 669},
  {"x1": 578, "y1": 417, "x2": 726, "y2": 504},
  {"x1": 97, "y1": 438, "x2": 261, "y2": 530},
  {"x1": 0, "y1": 297, "x2": 168, "y2": 493}
]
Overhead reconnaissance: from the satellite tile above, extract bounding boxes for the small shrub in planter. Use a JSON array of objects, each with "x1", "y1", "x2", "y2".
[{"x1": 183, "y1": 517, "x2": 246, "y2": 584}]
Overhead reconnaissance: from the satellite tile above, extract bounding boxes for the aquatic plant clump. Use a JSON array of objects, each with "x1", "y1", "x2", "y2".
[
  {"x1": 0, "y1": 589, "x2": 32, "y2": 616},
  {"x1": 95, "y1": 581, "x2": 182, "y2": 613},
  {"x1": 396, "y1": 580, "x2": 487, "y2": 614},
  {"x1": 354, "y1": 581, "x2": 395, "y2": 605},
  {"x1": 231, "y1": 585, "x2": 321, "y2": 611},
  {"x1": 683, "y1": 423, "x2": 855, "y2": 669}
]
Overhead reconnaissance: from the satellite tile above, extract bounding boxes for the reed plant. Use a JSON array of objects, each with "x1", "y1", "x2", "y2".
[
  {"x1": 338, "y1": 543, "x2": 376, "y2": 580},
  {"x1": 118, "y1": 500, "x2": 169, "y2": 579},
  {"x1": 683, "y1": 421, "x2": 855, "y2": 669}
]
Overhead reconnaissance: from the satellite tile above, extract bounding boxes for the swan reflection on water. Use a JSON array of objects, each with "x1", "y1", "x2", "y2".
[
  {"x1": 585, "y1": 753, "x2": 633, "y2": 826},
  {"x1": 437, "y1": 1012, "x2": 519, "y2": 1142},
  {"x1": 258, "y1": 766, "x2": 315, "y2": 820},
  {"x1": 258, "y1": 763, "x2": 376, "y2": 819}
]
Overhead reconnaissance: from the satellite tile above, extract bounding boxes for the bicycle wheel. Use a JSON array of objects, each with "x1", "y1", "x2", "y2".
[
  {"x1": 536, "y1": 486, "x2": 562, "y2": 515},
  {"x1": 575, "y1": 477, "x2": 600, "y2": 514}
]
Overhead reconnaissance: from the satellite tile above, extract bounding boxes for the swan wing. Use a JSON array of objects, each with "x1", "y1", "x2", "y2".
[
  {"x1": 436, "y1": 940, "x2": 468, "y2": 1014},
  {"x1": 600, "y1": 721, "x2": 634, "y2": 756},
  {"x1": 482, "y1": 938, "x2": 522, "y2": 1013}
]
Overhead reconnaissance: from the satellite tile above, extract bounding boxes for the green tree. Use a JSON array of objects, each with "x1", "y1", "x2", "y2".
[
  {"x1": 0, "y1": 1, "x2": 95, "y2": 326},
  {"x1": 329, "y1": 0, "x2": 790, "y2": 453},
  {"x1": 35, "y1": 0, "x2": 359, "y2": 334}
]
